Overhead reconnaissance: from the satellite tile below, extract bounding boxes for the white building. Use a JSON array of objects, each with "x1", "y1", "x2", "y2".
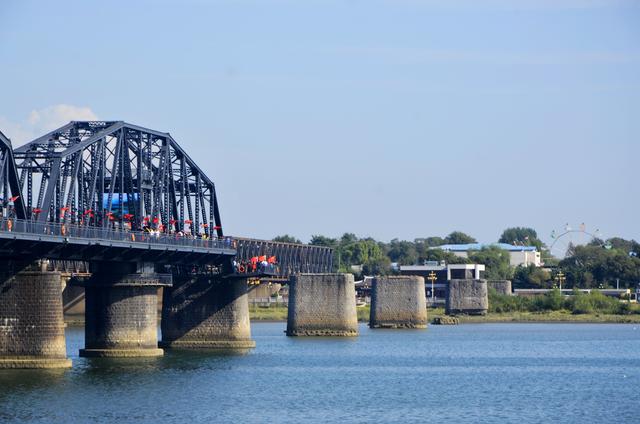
[
  {"x1": 398, "y1": 263, "x2": 486, "y2": 301},
  {"x1": 434, "y1": 243, "x2": 541, "y2": 267}
]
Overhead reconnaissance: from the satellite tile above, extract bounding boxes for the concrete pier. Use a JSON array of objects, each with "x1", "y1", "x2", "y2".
[
  {"x1": 78, "y1": 262, "x2": 171, "y2": 357},
  {"x1": 446, "y1": 279, "x2": 488, "y2": 315},
  {"x1": 487, "y1": 280, "x2": 512, "y2": 296},
  {"x1": 286, "y1": 273, "x2": 358, "y2": 336},
  {"x1": 160, "y1": 276, "x2": 255, "y2": 349},
  {"x1": 369, "y1": 276, "x2": 428, "y2": 328},
  {"x1": 0, "y1": 261, "x2": 71, "y2": 368}
]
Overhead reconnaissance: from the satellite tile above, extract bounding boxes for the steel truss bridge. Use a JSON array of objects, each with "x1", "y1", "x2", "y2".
[{"x1": 0, "y1": 122, "x2": 332, "y2": 279}]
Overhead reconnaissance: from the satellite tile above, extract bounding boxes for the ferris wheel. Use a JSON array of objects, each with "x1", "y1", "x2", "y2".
[{"x1": 548, "y1": 223, "x2": 610, "y2": 259}]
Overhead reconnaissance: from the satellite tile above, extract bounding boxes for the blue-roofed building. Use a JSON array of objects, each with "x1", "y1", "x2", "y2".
[{"x1": 434, "y1": 243, "x2": 541, "y2": 267}]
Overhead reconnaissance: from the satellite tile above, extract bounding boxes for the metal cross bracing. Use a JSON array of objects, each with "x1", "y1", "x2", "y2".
[
  {"x1": 0, "y1": 130, "x2": 26, "y2": 219},
  {"x1": 1, "y1": 121, "x2": 335, "y2": 278},
  {"x1": 234, "y1": 237, "x2": 334, "y2": 280},
  {"x1": 13, "y1": 121, "x2": 223, "y2": 238}
]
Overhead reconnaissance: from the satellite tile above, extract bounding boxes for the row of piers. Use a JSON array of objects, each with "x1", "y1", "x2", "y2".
[
  {"x1": 1, "y1": 263, "x2": 490, "y2": 368},
  {"x1": 0, "y1": 260, "x2": 252, "y2": 368}
]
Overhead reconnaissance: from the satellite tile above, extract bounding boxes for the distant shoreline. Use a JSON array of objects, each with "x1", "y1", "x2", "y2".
[{"x1": 63, "y1": 307, "x2": 640, "y2": 326}]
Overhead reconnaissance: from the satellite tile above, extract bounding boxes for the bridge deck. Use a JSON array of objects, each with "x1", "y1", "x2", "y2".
[{"x1": 0, "y1": 218, "x2": 235, "y2": 265}]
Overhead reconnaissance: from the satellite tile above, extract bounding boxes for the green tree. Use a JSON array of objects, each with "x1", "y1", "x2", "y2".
[
  {"x1": 362, "y1": 255, "x2": 392, "y2": 276},
  {"x1": 272, "y1": 234, "x2": 302, "y2": 244},
  {"x1": 499, "y1": 227, "x2": 544, "y2": 250},
  {"x1": 333, "y1": 235, "x2": 387, "y2": 273},
  {"x1": 559, "y1": 244, "x2": 640, "y2": 288},
  {"x1": 445, "y1": 231, "x2": 477, "y2": 244},
  {"x1": 512, "y1": 264, "x2": 551, "y2": 289},
  {"x1": 605, "y1": 237, "x2": 640, "y2": 255},
  {"x1": 414, "y1": 236, "x2": 446, "y2": 247},
  {"x1": 468, "y1": 246, "x2": 512, "y2": 280},
  {"x1": 387, "y1": 239, "x2": 418, "y2": 265},
  {"x1": 339, "y1": 233, "x2": 358, "y2": 246},
  {"x1": 310, "y1": 235, "x2": 337, "y2": 247}
]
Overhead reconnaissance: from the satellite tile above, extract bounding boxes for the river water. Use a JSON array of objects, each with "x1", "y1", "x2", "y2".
[{"x1": 1, "y1": 323, "x2": 638, "y2": 423}]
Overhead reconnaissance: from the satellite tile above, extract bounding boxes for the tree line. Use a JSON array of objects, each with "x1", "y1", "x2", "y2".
[{"x1": 273, "y1": 227, "x2": 640, "y2": 289}]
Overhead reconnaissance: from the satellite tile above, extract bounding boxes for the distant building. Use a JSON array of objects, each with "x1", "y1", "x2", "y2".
[
  {"x1": 433, "y1": 243, "x2": 541, "y2": 267},
  {"x1": 398, "y1": 263, "x2": 486, "y2": 301}
]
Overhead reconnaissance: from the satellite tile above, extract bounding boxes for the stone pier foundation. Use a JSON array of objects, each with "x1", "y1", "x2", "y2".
[
  {"x1": 446, "y1": 279, "x2": 488, "y2": 316},
  {"x1": 369, "y1": 276, "x2": 428, "y2": 328},
  {"x1": 160, "y1": 276, "x2": 255, "y2": 349},
  {"x1": 286, "y1": 273, "x2": 358, "y2": 336},
  {"x1": 487, "y1": 280, "x2": 512, "y2": 296},
  {"x1": 0, "y1": 261, "x2": 71, "y2": 368},
  {"x1": 78, "y1": 262, "x2": 171, "y2": 357}
]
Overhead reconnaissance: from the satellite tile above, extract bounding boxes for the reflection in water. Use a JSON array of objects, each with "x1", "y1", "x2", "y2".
[
  {"x1": 0, "y1": 368, "x2": 67, "y2": 397},
  {"x1": 1, "y1": 323, "x2": 639, "y2": 424}
]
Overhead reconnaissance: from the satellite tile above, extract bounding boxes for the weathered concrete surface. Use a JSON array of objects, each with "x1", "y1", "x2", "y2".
[
  {"x1": 446, "y1": 279, "x2": 488, "y2": 316},
  {"x1": 63, "y1": 287, "x2": 166, "y2": 320},
  {"x1": 370, "y1": 276, "x2": 427, "y2": 328},
  {"x1": 432, "y1": 316, "x2": 459, "y2": 325},
  {"x1": 0, "y1": 261, "x2": 71, "y2": 368},
  {"x1": 160, "y1": 276, "x2": 255, "y2": 349},
  {"x1": 487, "y1": 280, "x2": 512, "y2": 296},
  {"x1": 287, "y1": 273, "x2": 358, "y2": 337},
  {"x1": 77, "y1": 265, "x2": 171, "y2": 357}
]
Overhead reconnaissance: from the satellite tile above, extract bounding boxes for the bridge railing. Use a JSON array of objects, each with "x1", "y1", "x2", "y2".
[
  {"x1": 233, "y1": 237, "x2": 334, "y2": 279},
  {"x1": 0, "y1": 217, "x2": 235, "y2": 251}
]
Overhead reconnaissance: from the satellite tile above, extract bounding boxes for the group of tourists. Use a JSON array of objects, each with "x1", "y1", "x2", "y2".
[{"x1": 234, "y1": 255, "x2": 277, "y2": 273}]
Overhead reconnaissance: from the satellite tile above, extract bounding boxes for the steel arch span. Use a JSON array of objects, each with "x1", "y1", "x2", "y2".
[
  {"x1": 0, "y1": 130, "x2": 26, "y2": 219},
  {"x1": 13, "y1": 121, "x2": 223, "y2": 237}
]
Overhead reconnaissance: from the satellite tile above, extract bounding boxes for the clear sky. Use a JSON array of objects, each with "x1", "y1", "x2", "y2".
[{"x1": 1, "y1": 0, "x2": 638, "y2": 247}]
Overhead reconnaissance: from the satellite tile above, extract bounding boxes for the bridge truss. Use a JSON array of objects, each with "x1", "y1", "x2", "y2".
[
  {"x1": 1, "y1": 121, "x2": 334, "y2": 278},
  {"x1": 0, "y1": 130, "x2": 26, "y2": 219},
  {"x1": 13, "y1": 121, "x2": 223, "y2": 237}
]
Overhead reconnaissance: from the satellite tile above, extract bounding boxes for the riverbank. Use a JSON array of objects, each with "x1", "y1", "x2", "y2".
[
  {"x1": 248, "y1": 305, "x2": 640, "y2": 324},
  {"x1": 247, "y1": 305, "x2": 373, "y2": 322},
  {"x1": 63, "y1": 305, "x2": 640, "y2": 325}
]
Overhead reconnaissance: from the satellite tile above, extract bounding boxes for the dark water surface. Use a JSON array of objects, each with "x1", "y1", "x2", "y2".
[{"x1": 1, "y1": 323, "x2": 639, "y2": 423}]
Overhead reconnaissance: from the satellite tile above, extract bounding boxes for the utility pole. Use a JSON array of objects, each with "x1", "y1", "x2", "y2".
[
  {"x1": 555, "y1": 271, "x2": 566, "y2": 292},
  {"x1": 427, "y1": 271, "x2": 437, "y2": 304}
]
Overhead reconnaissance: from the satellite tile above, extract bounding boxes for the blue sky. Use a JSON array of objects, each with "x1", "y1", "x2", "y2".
[{"x1": 1, "y1": 0, "x2": 638, "y2": 249}]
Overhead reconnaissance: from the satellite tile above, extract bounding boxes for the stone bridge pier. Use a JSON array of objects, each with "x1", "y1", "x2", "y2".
[
  {"x1": 0, "y1": 260, "x2": 71, "y2": 368},
  {"x1": 286, "y1": 273, "x2": 358, "y2": 337},
  {"x1": 75, "y1": 261, "x2": 171, "y2": 358},
  {"x1": 446, "y1": 279, "x2": 489, "y2": 315},
  {"x1": 160, "y1": 275, "x2": 255, "y2": 350},
  {"x1": 369, "y1": 276, "x2": 428, "y2": 329}
]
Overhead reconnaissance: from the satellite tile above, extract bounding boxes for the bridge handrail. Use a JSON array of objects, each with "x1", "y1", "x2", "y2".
[{"x1": 0, "y1": 217, "x2": 235, "y2": 251}]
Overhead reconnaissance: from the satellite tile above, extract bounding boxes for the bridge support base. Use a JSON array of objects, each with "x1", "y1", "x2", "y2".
[
  {"x1": 446, "y1": 279, "x2": 489, "y2": 316},
  {"x1": 0, "y1": 261, "x2": 71, "y2": 369},
  {"x1": 487, "y1": 279, "x2": 512, "y2": 296},
  {"x1": 78, "y1": 263, "x2": 171, "y2": 358},
  {"x1": 369, "y1": 276, "x2": 428, "y2": 329},
  {"x1": 160, "y1": 276, "x2": 255, "y2": 350},
  {"x1": 287, "y1": 273, "x2": 358, "y2": 337}
]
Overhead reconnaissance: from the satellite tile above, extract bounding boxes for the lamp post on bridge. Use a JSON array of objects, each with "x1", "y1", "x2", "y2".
[
  {"x1": 555, "y1": 271, "x2": 566, "y2": 293},
  {"x1": 427, "y1": 271, "x2": 437, "y2": 305}
]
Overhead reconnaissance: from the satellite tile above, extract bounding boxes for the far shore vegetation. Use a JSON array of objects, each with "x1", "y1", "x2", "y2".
[
  {"x1": 249, "y1": 290, "x2": 640, "y2": 324},
  {"x1": 274, "y1": 227, "x2": 640, "y2": 290}
]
